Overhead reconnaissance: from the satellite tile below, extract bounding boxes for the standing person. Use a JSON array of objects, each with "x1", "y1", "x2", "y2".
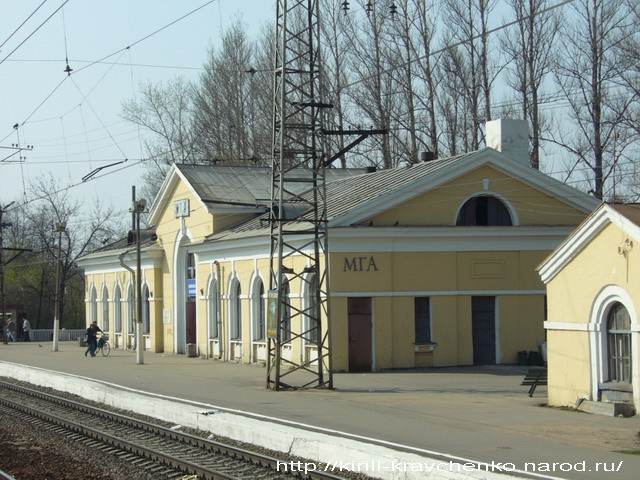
[
  {"x1": 6, "y1": 317, "x2": 16, "y2": 342},
  {"x1": 84, "y1": 321, "x2": 102, "y2": 357},
  {"x1": 22, "y1": 316, "x2": 31, "y2": 342}
]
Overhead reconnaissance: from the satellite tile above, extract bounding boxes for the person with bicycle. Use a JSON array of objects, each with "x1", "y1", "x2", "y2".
[{"x1": 84, "y1": 321, "x2": 102, "y2": 357}]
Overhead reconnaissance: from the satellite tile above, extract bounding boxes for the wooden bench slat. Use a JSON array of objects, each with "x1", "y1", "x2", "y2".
[{"x1": 521, "y1": 368, "x2": 547, "y2": 396}]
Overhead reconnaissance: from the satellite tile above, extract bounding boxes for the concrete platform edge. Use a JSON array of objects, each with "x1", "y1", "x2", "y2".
[{"x1": 0, "y1": 361, "x2": 552, "y2": 480}]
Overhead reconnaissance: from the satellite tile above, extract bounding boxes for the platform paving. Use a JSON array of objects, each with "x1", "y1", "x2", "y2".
[{"x1": 0, "y1": 341, "x2": 639, "y2": 480}]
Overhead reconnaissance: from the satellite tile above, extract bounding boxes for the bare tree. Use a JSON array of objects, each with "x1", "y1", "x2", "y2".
[
  {"x1": 347, "y1": 2, "x2": 398, "y2": 168},
  {"x1": 122, "y1": 77, "x2": 197, "y2": 164},
  {"x1": 500, "y1": 0, "x2": 560, "y2": 169},
  {"x1": 6, "y1": 176, "x2": 122, "y2": 328},
  {"x1": 442, "y1": 0, "x2": 498, "y2": 151},
  {"x1": 438, "y1": 41, "x2": 473, "y2": 156},
  {"x1": 121, "y1": 77, "x2": 198, "y2": 200},
  {"x1": 553, "y1": 0, "x2": 636, "y2": 199},
  {"x1": 192, "y1": 19, "x2": 272, "y2": 165},
  {"x1": 320, "y1": 2, "x2": 354, "y2": 168},
  {"x1": 411, "y1": 0, "x2": 440, "y2": 159}
]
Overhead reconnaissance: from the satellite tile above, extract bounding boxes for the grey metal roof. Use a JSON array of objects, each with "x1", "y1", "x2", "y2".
[
  {"x1": 207, "y1": 153, "x2": 472, "y2": 241},
  {"x1": 176, "y1": 164, "x2": 369, "y2": 207}
]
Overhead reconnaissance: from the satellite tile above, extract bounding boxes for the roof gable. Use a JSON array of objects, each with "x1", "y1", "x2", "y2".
[
  {"x1": 328, "y1": 148, "x2": 599, "y2": 227},
  {"x1": 537, "y1": 203, "x2": 640, "y2": 283}
]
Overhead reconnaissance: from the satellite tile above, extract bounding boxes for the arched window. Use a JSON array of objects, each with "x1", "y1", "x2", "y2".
[
  {"x1": 252, "y1": 279, "x2": 266, "y2": 341},
  {"x1": 114, "y1": 285, "x2": 122, "y2": 333},
  {"x1": 142, "y1": 285, "x2": 150, "y2": 335},
  {"x1": 281, "y1": 278, "x2": 291, "y2": 342},
  {"x1": 89, "y1": 286, "x2": 98, "y2": 325},
  {"x1": 304, "y1": 274, "x2": 320, "y2": 344},
  {"x1": 101, "y1": 286, "x2": 110, "y2": 331},
  {"x1": 208, "y1": 279, "x2": 219, "y2": 339},
  {"x1": 127, "y1": 285, "x2": 135, "y2": 333},
  {"x1": 456, "y1": 195, "x2": 512, "y2": 226},
  {"x1": 607, "y1": 302, "x2": 632, "y2": 383},
  {"x1": 229, "y1": 280, "x2": 242, "y2": 340}
]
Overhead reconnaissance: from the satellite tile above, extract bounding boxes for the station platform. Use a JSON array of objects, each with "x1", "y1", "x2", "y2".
[{"x1": 0, "y1": 341, "x2": 639, "y2": 480}]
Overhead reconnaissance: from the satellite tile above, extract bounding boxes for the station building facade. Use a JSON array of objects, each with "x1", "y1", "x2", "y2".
[
  {"x1": 538, "y1": 203, "x2": 640, "y2": 415},
  {"x1": 78, "y1": 121, "x2": 599, "y2": 372}
]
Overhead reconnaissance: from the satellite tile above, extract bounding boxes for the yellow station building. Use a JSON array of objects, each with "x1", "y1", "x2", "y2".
[
  {"x1": 538, "y1": 203, "x2": 640, "y2": 416},
  {"x1": 78, "y1": 120, "x2": 599, "y2": 372}
]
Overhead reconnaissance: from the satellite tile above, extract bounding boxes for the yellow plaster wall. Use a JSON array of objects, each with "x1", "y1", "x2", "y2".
[
  {"x1": 328, "y1": 249, "x2": 547, "y2": 370},
  {"x1": 329, "y1": 297, "x2": 348, "y2": 371},
  {"x1": 84, "y1": 267, "x2": 163, "y2": 352},
  {"x1": 545, "y1": 222, "x2": 640, "y2": 407},
  {"x1": 370, "y1": 165, "x2": 586, "y2": 226},
  {"x1": 547, "y1": 223, "x2": 638, "y2": 326},
  {"x1": 153, "y1": 177, "x2": 246, "y2": 355},
  {"x1": 547, "y1": 330, "x2": 591, "y2": 407},
  {"x1": 432, "y1": 296, "x2": 459, "y2": 365}
]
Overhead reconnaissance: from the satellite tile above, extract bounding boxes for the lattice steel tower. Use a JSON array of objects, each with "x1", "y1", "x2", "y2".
[{"x1": 266, "y1": 0, "x2": 333, "y2": 390}]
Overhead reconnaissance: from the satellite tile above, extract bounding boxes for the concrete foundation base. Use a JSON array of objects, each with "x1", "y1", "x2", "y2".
[{"x1": 577, "y1": 400, "x2": 636, "y2": 417}]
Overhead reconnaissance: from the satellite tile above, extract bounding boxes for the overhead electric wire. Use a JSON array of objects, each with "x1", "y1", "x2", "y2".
[
  {"x1": 0, "y1": 0, "x2": 70, "y2": 66},
  {"x1": 71, "y1": 0, "x2": 218, "y2": 76},
  {"x1": 0, "y1": 0, "x2": 49, "y2": 51},
  {"x1": 0, "y1": 0, "x2": 217, "y2": 144},
  {"x1": 69, "y1": 76, "x2": 128, "y2": 160},
  {"x1": 341, "y1": 0, "x2": 576, "y2": 90},
  {"x1": 0, "y1": 75, "x2": 69, "y2": 143}
]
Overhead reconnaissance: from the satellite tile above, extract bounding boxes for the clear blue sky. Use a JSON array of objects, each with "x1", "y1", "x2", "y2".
[{"x1": 1, "y1": 0, "x2": 275, "y2": 218}]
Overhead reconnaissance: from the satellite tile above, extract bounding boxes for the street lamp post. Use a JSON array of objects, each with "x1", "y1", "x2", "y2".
[
  {"x1": 52, "y1": 221, "x2": 67, "y2": 351},
  {"x1": 132, "y1": 199, "x2": 146, "y2": 365}
]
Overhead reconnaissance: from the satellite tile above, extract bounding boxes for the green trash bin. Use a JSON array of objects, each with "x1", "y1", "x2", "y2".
[
  {"x1": 517, "y1": 351, "x2": 528, "y2": 366},
  {"x1": 528, "y1": 351, "x2": 542, "y2": 366}
]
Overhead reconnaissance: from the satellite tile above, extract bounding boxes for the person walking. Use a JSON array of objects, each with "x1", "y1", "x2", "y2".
[
  {"x1": 6, "y1": 317, "x2": 16, "y2": 342},
  {"x1": 22, "y1": 316, "x2": 31, "y2": 342},
  {"x1": 84, "y1": 321, "x2": 102, "y2": 357}
]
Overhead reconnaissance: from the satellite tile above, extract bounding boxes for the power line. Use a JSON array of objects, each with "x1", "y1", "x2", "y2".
[
  {"x1": 71, "y1": 0, "x2": 218, "y2": 76},
  {"x1": 0, "y1": 0, "x2": 218, "y2": 144},
  {"x1": 0, "y1": 0, "x2": 49, "y2": 51},
  {"x1": 0, "y1": 0, "x2": 70, "y2": 66}
]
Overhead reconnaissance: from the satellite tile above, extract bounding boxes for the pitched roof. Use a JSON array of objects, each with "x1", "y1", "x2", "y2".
[
  {"x1": 209, "y1": 147, "x2": 599, "y2": 241},
  {"x1": 609, "y1": 203, "x2": 640, "y2": 228},
  {"x1": 149, "y1": 163, "x2": 370, "y2": 223}
]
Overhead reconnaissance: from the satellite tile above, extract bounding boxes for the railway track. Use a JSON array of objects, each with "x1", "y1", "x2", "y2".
[{"x1": 0, "y1": 381, "x2": 349, "y2": 480}]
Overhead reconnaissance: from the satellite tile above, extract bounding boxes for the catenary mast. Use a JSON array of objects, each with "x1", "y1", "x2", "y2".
[{"x1": 267, "y1": 0, "x2": 333, "y2": 390}]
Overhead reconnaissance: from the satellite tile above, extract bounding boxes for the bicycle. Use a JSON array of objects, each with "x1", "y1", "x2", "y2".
[{"x1": 94, "y1": 333, "x2": 110, "y2": 357}]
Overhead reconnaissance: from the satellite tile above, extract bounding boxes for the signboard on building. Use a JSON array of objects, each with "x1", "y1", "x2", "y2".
[
  {"x1": 187, "y1": 279, "x2": 196, "y2": 298},
  {"x1": 162, "y1": 309, "x2": 171, "y2": 324},
  {"x1": 174, "y1": 199, "x2": 190, "y2": 218},
  {"x1": 267, "y1": 289, "x2": 279, "y2": 339}
]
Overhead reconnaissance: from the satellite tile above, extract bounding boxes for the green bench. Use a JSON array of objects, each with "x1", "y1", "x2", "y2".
[{"x1": 521, "y1": 367, "x2": 547, "y2": 397}]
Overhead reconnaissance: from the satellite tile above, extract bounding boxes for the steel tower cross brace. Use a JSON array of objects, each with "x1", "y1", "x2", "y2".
[{"x1": 267, "y1": 0, "x2": 333, "y2": 391}]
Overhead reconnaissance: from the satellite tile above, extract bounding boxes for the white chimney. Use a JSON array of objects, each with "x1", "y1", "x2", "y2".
[{"x1": 485, "y1": 119, "x2": 530, "y2": 167}]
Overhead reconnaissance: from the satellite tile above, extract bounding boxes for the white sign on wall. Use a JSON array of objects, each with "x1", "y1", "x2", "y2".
[
  {"x1": 174, "y1": 199, "x2": 190, "y2": 218},
  {"x1": 162, "y1": 309, "x2": 172, "y2": 324}
]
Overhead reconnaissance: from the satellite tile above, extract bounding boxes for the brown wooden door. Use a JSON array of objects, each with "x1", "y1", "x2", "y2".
[
  {"x1": 472, "y1": 296, "x2": 496, "y2": 365},
  {"x1": 348, "y1": 297, "x2": 372, "y2": 372},
  {"x1": 186, "y1": 299, "x2": 197, "y2": 344}
]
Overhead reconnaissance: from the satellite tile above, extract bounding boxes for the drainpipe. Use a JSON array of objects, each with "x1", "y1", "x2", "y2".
[
  {"x1": 214, "y1": 261, "x2": 223, "y2": 361},
  {"x1": 118, "y1": 250, "x2": 135, "y2": 351},
  {"x1": 118, "y1": 250, "x2": 135, "y2": 279}
]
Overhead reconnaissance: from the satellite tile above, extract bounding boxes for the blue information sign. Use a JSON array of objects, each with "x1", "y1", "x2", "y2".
[{"x1": 187, "y1": 279, "x2": 196, "y2": 298}]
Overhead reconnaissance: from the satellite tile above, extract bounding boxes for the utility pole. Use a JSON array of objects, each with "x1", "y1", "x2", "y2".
[
  {"x1": 0, "y1": 202, "x2": 15, "y2": 344},
  {"x1": 52, "y1": 221, "x2": 67, "y2": 351},
  {"x1": 131, "y1": 198, "x2": 146, "y2": 365}
]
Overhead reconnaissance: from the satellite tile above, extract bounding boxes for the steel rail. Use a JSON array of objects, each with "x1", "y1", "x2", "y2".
[{"x1": 0, "y1": 381, "x2": 349, "y2": 480}]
